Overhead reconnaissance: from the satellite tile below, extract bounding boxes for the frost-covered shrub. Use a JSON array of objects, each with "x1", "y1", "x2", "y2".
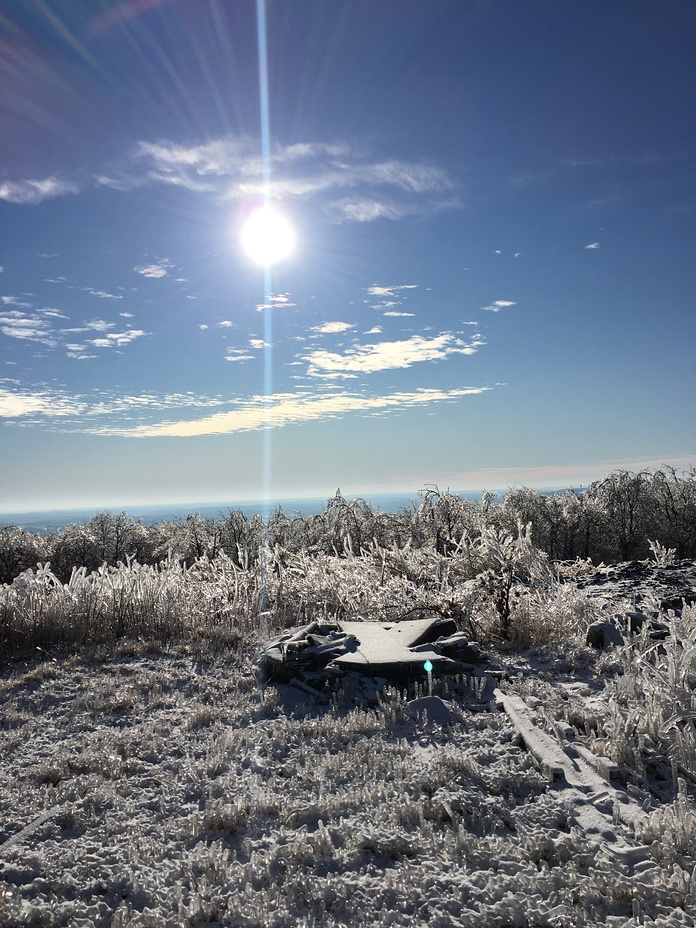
[
  {"x1": 603, "y1": 602, "x2": 696, "y2": 781},
  {"x1": 0, "y1": 555, "x2": 260, "y2": 651},
  {"x1": 2, "y1": 468, "x2": 696, "y2": 590},
  {"x1": 273, "y1": 546, "x2": 479, "y2": 629},
  {"x1": 0, "y1": 525, "x2": 49, "y2": 585},
  {"x1": 649, "y1": 538, "x2": 678, "y2": 566},
  {"x1": 639, "y1": 781, "x2": 696, "y2": 866},
  {"x1": 470, "y1": 522, "x2": 555, "y2": 642},
  {"x1": 500, "y1": 584, "x2": 604, "y2": 648}
]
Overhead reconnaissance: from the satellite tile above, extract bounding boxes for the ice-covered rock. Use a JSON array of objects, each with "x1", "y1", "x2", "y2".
[
  {"x1": 586, "y1": 620, "x2": 625, "y2": 649},
  {"x1": 259, "y1": 616, "x2": 489, "y2": 687},
  {"x1": 586, "y1": 611, "x2": 670, "y2": 649}
]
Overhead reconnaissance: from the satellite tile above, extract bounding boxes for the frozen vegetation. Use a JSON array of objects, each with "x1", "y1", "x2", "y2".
[{"x1": 0, "y1": 468, "x2": 695, "y2": 926}]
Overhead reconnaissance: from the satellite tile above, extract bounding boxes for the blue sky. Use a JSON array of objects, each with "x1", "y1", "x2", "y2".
[{"x1": 1, "y1": 0, "x2": 694, "y2": 511}]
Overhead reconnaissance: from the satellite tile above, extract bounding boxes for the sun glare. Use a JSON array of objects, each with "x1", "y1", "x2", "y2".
[{"x1": 241, "y1": 205, "x2": 295, "y2": 266}]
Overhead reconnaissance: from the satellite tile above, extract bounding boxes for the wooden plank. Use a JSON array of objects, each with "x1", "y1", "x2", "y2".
[{"x1": 494, "y1": 688, "x2": 649, "y2": 850}]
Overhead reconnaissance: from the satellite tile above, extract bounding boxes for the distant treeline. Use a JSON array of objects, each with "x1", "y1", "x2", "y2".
[{"x1": 1, "y1": 467, "x2": 694, "y2": 585}]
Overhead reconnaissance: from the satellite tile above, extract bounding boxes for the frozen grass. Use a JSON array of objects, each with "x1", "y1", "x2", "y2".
[
  {"x1": 0, "y1": 556, "x2": 261, "y2": 653},
  {"x1": 0, "y1": 525, "x2": 592, "y2": 653},
  {"x1": 602, "y1": 603, "x2": 696, "y2": 800},
  {"x1": 0, "y1": 643, "x2": 695, "y2": 927},
  {"x1": 1, "y1": 520, "x2": 695, "y2": 925}
]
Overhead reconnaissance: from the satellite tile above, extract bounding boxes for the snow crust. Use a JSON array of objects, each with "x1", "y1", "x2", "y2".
[
  {"x1": 335, "y1": 620, "x2": 443, "y2": 667},
  {"x1": 0, "y1": 639, "x2": 694, "y2": 927},
  {"x1": 494, "y1": 689, "x2": 648, "y2": 851}
]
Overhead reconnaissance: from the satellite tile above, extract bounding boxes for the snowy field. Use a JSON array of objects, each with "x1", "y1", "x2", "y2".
[{"x1": 1, "y1": 592, "x2": 695, "y2": 928}]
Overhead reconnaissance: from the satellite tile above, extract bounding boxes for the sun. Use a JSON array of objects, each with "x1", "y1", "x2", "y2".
[{"x1": 241, "y1": 205, "x2": 295, "y2": 266}]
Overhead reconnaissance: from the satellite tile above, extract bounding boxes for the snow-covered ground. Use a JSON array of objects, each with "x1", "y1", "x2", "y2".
[{"x1": 1, "y1": 565, "x2": 695, "y2": 927}]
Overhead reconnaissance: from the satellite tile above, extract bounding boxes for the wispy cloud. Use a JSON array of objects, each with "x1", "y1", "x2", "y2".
[
  {"x1": 367, "y1": 284, "x2": 418, "y2": 299},
  {"x1": 0, "y1": 311, "x2": 56, "y2": 346},
  {"x1": 65, "y1": 348, "x2": 98, "y2": 360},
  {"x1": 304, "y1": 333, "x2": 485, "y2": 379},
  {"x1": 311, "y1": 321, "x2": 355, "y2": 334},
  {"x1": 0, "y1": 385, "x2": 84, "y2": 418},
  {"x1": 88, "y1": 386, "x2": 491, "y2": 438},
  {"x1": 481, "y1": 300, "x2": 516, "y2": 313},
  {"x1": 584, "y1": 242, "x2": 601, "y2": 250},
  {"x1": 86, "y1": 392, "x2": 225, "y2": 415},
  {"x1": 276, "y1": 142, "x2": 350, "y2": 162},
  {"x1": 367, "y1": 283, "x2": 420, "y2": 315},
  {"x1": 2, "y1": 334, "x2": 496, "y2": 428},
  {"x1": 4, "y1": 137, "x2": 460, "y2": 224},
  {"x1": 131, "y1": 138, "x2": 459, "y2": 222},
  {"x1": 82, "y1": 287, "x2": 123, "y2": 299},
  {"x1": 0, "y1": 382, "x2": 226, "y2": 422},
  {"x1": 256, "y1": 293, "x2": 296, "y2": 312},
  {"x1": 225, "y1": 348, "x2": 255, "y2": 363},
  {"x1": 1, "y1": 296, "x2": 33, "y2": 309},
  {"x1": 327, "y1": 198, "x2": 409, "y2": 222},
  {"x1": 88, "y1": 329, "x2": 147, "y2": 348},
  {"x1": 364, "y1": 326, "x2": 383, "y2": 335},
  {"x1": 62, "y1": 321, "x2": 147, "y2": 354},
  {"x1": 95, "y1": 173, "x2": 148, "y2": 192},
  {"x1": 0, "y1": 177, "x2": 78, "y2": 205},
  {"x1": 134, "y1": 259, "x2": 174, "y2": 278},
  {"x1": 1, "y1": 295, "x2": 149, "y2": 355},
  {"x1": 356, "y1": 160, "x2": 453, "y2": 193},
  {"x1": 134, "y1": 139, "x2": 248, "y2": 191},
  {"x1": 86, "y1": 319, "x2": 115, "y2": 332}
]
